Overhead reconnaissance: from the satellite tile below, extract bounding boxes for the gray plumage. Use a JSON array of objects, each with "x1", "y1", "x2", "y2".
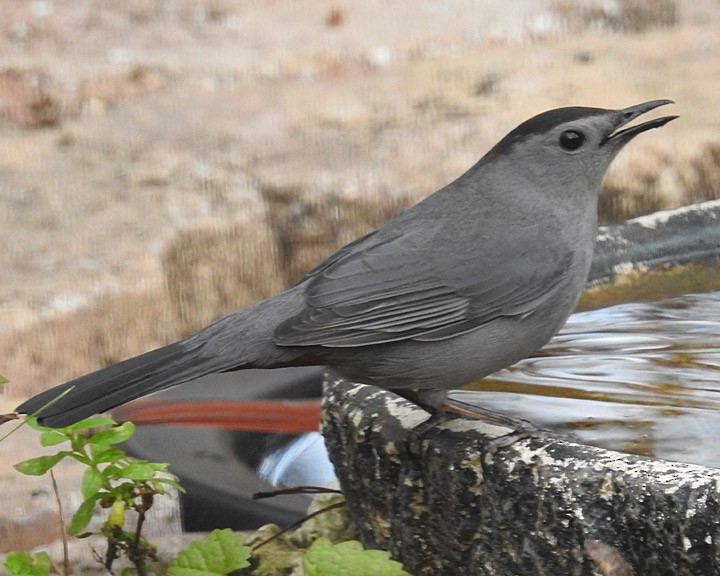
[{"x1": 17, "y1": 100, "x2": 676, "y2": 427}]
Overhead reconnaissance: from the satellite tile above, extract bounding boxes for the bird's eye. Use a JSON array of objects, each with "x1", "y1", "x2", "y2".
[{"x1": 559, "y1": 130, "x2": 586, "y2": 151}]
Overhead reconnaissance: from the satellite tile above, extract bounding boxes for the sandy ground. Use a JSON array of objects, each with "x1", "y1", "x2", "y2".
[{"x1": 1, "y1": 0, "x2": 720, "y2": 556}]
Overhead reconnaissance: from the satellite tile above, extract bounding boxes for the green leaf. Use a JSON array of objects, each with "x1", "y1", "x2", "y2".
[
  {"x1": 14, "y1": 452, "x2": 68, "y2": 476},
  {"x1": 114, "y1": 461, "x2": 157, "y2": 481},
  {"x1": 87, "y1": 422, "x2": 135, "y2": 446},
  {"x1": 154, "y1": 476, "x2": 185, "y2": 493},
  {"x1": 168, "y1": 529, "x2": 250, "y2": 576},
  {"x1": 119, "y1": 461, "x2": 171, "y2": 481},
  {"x1": 303, "y1": 538, "x2": 411, "y2": 576},
  {"x1": 89, "y1": 444, "x2": 126, "y2": 463},
  {"x1": 65, "y1": 416, "x2": 117, "y2": 431},
  {"x1": 81, "y1": 467, "x2": 105, "y2": 500},
  {"x1": 3, "y1": 551, "x2": 51, "y2": 576},
  {"x1": 100, "y1": 463, "x2": 121, "y2": 478},
  {"x1": 0, "y1": 374, "x2": 8, "y2": 385},
  {"x1": 39, "y1": 428, "x2": 69, "y2": 447},
  {"x1": 68, "y1": 496, "x2": 97, "y2": 535},
  {"x1": 24, "y1": 417, "x2": 50, "y2": 432}
]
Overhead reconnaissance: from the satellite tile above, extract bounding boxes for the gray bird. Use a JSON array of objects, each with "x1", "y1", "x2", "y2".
[{"x1": 17, "y1": 100, "x2": 676, "y2": 427}]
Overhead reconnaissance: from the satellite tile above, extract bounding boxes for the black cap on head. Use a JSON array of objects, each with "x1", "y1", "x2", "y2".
[
  {"x1": 486, "y1": 101, "x2": 675, "y2": 157},
  {"x1": 489, "y1": 107, "x2": 608, "y2": 156}
]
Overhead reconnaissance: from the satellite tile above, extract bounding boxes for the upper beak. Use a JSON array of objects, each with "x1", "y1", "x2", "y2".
[{"x1": 604, "y1": 99, "x2": 677, "y2": 146}]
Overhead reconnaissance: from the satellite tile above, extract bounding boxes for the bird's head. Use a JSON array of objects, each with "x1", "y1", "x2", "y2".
[{"x1": 487, "y1": 99, "x2": 677, "y2": 192}]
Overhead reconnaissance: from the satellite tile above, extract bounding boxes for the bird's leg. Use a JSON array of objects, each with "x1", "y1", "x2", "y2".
[
  {"x1": 442, "y1": 396, "x2": 550, "y2": 452},
  {"x1": 444, "y1": 396, "x2": 583, "y2": 453},
  {"x1": 392, "y1": 389, "x2": 573, "y2": 451},
  {"x1": 441, "y1": 397, "x2": 539, "y2": 431},
  {"x1": 401, "y1": 388, "x2": 571, "y2": 452},
  {"x1": 392, "y1": 388, "x2": 462, "y2": 435},
  {"x1": 397, "y1": 389, "x2": 540, "y2": 445},
  {"x1": 399, "y1": 388, "x2": 540, "y2": 432}
]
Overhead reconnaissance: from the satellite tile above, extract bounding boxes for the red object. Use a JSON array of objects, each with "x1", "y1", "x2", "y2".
[{"x1": 112, "y1": 398, "x2": 321, "y2": 434}]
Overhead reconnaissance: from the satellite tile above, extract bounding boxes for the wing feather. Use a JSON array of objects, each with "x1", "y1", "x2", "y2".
[{"x1": 275, "y1": 224, "x2": 571, "y2": 347}]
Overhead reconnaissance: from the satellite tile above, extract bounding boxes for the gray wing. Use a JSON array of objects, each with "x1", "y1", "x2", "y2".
[{"x1": 274, "y1": 227, "x2": 571, "y2": 347}]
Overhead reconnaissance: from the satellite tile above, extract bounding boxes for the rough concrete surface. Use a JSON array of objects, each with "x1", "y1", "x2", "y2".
[{"x1": 323, "y1": 379, "x2": 720, "y2": 576}]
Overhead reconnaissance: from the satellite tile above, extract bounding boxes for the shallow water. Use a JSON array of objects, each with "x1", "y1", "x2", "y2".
[{"x1": 458, "y1": 290, "x2": 720, "y2": 466}]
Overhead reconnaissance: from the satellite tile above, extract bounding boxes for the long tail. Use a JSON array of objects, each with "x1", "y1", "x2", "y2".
[
  {"x1": 15, "y1": 338, "x2": 228, "y2": 427},
  {"x1": 16, "y1": 290, "x2": 309, "y2": 428}
]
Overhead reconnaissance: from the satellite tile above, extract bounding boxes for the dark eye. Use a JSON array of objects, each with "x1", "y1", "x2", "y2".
[{"x1": 559, "y1": 130, "x2": 586, "y2": 151}]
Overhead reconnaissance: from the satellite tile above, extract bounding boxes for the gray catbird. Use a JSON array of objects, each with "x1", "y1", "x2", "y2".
[{"x1": 17, "y1": 100, "x2": 676, "y2": 427}]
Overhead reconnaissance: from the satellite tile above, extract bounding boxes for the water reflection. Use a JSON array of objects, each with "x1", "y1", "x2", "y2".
[{"x1": 457, "y1": 291, "x2": 720, "y2": 466}]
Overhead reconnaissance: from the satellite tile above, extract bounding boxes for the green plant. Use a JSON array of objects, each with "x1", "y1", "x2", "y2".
[
  {"x1": 303, "y1": 538, "x2": 410, "y2": 576},
  {"x1": 3, "y1": 552, "x2": 51, "y2": 576},
  {"x1": 4, "y1": 415, "x2": 411, "y2": 575},
  {"x1": 14, "y1": 417, "x2": 182, "y2": 576},
  {"x1": 168, "y1": 529, "x2": 250, "y2": 576}
]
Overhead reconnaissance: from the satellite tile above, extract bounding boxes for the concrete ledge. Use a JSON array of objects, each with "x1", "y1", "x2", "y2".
[
  {"x1": 322, "y1": 378, "x2": 720, "y2": 576},
  {"x1": 590, "y1": 199, "x2": 720, "y2": 284}
]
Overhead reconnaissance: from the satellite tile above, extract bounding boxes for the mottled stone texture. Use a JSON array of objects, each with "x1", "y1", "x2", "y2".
[
  {"x1": 322, "y1": 378, "x2": 720, "y2": 576},
  {"x1": 590, "y1": 199, "x2": 720, "y2": 285}
]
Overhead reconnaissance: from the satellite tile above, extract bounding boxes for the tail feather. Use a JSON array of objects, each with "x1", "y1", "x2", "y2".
[
  {"x1": 16, "y1": 290, "x2": 309, "y2": 428},
  {"x1": 17, "y1": 339, "x2": 225, "y2": 427}
]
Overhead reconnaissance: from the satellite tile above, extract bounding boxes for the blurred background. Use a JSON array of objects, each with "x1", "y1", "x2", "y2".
[{"x1": 1, "y1": 0, "x2": 719, "y2": 551}]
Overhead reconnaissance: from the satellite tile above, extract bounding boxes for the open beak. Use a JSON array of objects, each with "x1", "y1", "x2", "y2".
[{"x1": 604, "y1": 99, "x2": 677, "y2": 147}]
